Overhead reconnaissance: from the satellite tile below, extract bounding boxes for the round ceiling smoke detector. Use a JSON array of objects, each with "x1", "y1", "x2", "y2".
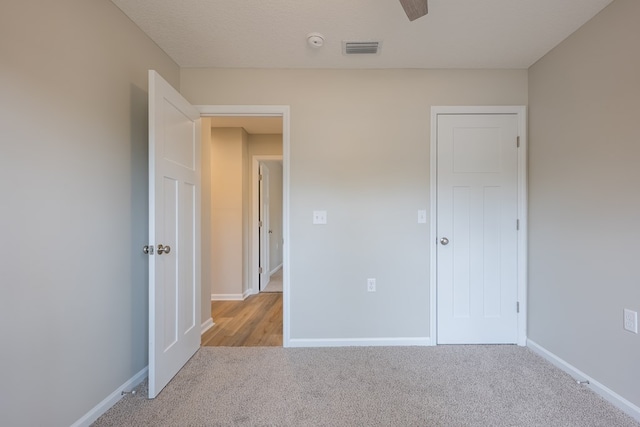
[{"x1": 307, "y1": 33, "x2": 325, "y2": 48}]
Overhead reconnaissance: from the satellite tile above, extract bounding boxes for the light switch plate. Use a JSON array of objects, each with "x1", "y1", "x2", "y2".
[{"x1": 313, "y1": 210, "x2": 327, "y2": 224}]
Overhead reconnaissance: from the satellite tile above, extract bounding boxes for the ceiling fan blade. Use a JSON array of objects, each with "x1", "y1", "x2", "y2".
[{"x1": 399, "y1": 0, "x2": 428, "y2": 21}]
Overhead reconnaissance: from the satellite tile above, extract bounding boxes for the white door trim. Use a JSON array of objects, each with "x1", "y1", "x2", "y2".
[
  {"x1": 252, "y1": 155, "x2": 283, "y2": 294},
  {"x1": 429, "y1": 106, "x2": 527, "y2": 346},
  {"x1": 196, "y1": 105, "x2": 291, "y2": 348}
]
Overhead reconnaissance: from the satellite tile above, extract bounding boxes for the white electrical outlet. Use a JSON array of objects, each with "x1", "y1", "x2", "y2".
[
  {"x1": 623, "y1": 309, "x2": 638, "y2": 334},
  {"x1": 367, "y1": 278, "x2": 376, "y2": 292}
]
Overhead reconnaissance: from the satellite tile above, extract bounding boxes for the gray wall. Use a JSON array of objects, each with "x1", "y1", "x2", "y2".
[
  {"x1": 528, "y1": 0, "x2": 640, "y2": 408},
  {"x1": 181, "y1": 68, "x2": 528, "y2": 340},
  {"x1": 0, "y1": 0, "x2": 179, "y2": 425}
]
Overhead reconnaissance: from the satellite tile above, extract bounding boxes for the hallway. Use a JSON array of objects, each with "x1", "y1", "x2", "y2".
[{"x1": 201, "y1": 293, "x2": 283, "y2": 347}]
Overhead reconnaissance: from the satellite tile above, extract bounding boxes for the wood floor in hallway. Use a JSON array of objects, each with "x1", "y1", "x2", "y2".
[{"x1": 201, "y1": 293, "x2": 283, "y2": 347}]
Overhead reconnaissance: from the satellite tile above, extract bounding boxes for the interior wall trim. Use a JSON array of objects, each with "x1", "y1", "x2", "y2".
[
  {"x1": 211, "y1": 293, "x2": 246, "y2": 301},
  {"x1": 288, "y1": 337, "x2": 431, "y2": 348},
  {"x1": 201, "y1": 318, "x2": 214, "y2": 335},
  {"x1": 70, "y1": 366, "x2": 148, "y2": 427},
  {"x1": 528, "y1": 339, "x2": 640, "y2": 422}
]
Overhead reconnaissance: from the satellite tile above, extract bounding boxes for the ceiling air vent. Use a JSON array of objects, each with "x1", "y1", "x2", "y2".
[{"x1": 343, "y1": 41, "x2": 381, "y2": 55}]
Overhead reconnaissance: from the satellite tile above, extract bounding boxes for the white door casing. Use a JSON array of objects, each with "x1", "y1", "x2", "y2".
[
  {"x1": 148, "y1": 70, "x2": 201, "y2": 398},
  {"x1": 430, "y1": 106, "x2": 527, "y2": 346}
]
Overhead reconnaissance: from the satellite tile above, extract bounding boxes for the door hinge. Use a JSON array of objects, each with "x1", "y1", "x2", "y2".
[
  {"x1": 517, "y1": 136, "x2": 520, "y2": 148},
  {"x1": 259, "y1": 267, "x2": 263, "y2": 274},
  {"x1": 258, "y1": 221, "x2": 263, "y2": 227},
  {"x1": 516, "y1": 219, "x2": 520, "y2": 230},
  {"x1": 517, "y1": 302, "x2": 520, "y2": 313},
  {"x1": 259, "y1": 174, "x2": 263, "y2": 181}
]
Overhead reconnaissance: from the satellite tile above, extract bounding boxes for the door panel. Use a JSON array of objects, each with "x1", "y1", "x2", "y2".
[
  {"x1": 161, "y1": 176, "x2": 178, "y2": 349},
  {"x1": 148, "y1": 70, "x2": 201, "y2": 398},
  {"x1": 180, "y1": 182, "x2": 197, "y2": 333},
  {"x1": 437, "y1": 114, "x2": 518, "y2": 344},
  {"x1": 452, "y1": 186, "x2": 471, "y2": 318}
]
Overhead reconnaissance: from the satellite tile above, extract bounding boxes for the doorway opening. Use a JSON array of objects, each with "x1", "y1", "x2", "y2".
[{"x1": 198, "y1": 106, "x2": 290, "y2": 347}]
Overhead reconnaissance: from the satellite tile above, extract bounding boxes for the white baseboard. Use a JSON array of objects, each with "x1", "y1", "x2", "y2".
[
  {"x1": 270, "y1": 263, "x2": 283, "y2": 276},
  {"x1": 527, "y1": 339, "x2": 640, "y2": 422},
  {"x1": 211, "y1": 293, "x2": 245, "y2": 301},
  {"x1": 70, "y1": 366, "x2": 148, "y2": 427},
  {"x1": 201, "y1": 317, "x2": 214, "y2": 335},
  {"x1": 287, "y1": 337, "x2": 431, "y2": 348},
  {"x1": 243, "y1": 288, "x2": 252, "y2": 299}
]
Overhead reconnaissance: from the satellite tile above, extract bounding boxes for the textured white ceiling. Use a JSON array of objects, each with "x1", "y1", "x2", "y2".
[{"x1": 111, "y1": 0, "x2": 614, "y2": 69}]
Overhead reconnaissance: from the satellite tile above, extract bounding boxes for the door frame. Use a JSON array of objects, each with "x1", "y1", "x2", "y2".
[
  {"x1": 429, "y1": 106, "x2": 528, "y2": 346},
  {"x1": 196, "y1": 105, "x2": 291, "y2": 347},
  {"x1": 252, "y1": 155, "x2": 283, "y2": 293}
]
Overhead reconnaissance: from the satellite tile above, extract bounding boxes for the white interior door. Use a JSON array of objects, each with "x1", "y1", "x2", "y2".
[
  {"x1": 436, "y1": 113, "x2": 519, "y2": 344},
  {"x1": 259, "y1": 163, "x2": 270, "y2": 289},
  {"x1": 148, "y1": 70, "x2": 201, "y2": 398}
]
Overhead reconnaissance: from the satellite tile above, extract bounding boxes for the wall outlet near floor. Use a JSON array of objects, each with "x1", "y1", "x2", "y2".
[
  {"x1": 623, "y1": 309, "x2": 638, "y2": 334},
  {"x1": 367, "y1": 278, "x2": 376, "y2": 292}
]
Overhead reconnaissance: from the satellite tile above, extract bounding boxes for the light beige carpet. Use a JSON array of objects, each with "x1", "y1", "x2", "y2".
[
  {"x1": 93, "y1": 346, "x2": 638, "y2": 426},
  {"x1": 262, "y1": 267, "x2": 282, "y2": 293}
]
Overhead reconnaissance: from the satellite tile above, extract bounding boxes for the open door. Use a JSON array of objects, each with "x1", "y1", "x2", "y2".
[
  {"x1": 147, "y1": 70, "x2": 201, "y2": 398},
  {"x1": 259, "y1": 163, "x2": 270, "y2": 290}
]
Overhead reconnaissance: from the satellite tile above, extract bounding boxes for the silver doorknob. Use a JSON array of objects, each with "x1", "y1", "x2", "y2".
[
  {"x1": 440, "y1": 237, "x2": 449, "y2": 245},
  {"x1": 157, "y1": 244, "x2": 171, "y2": 255}
]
